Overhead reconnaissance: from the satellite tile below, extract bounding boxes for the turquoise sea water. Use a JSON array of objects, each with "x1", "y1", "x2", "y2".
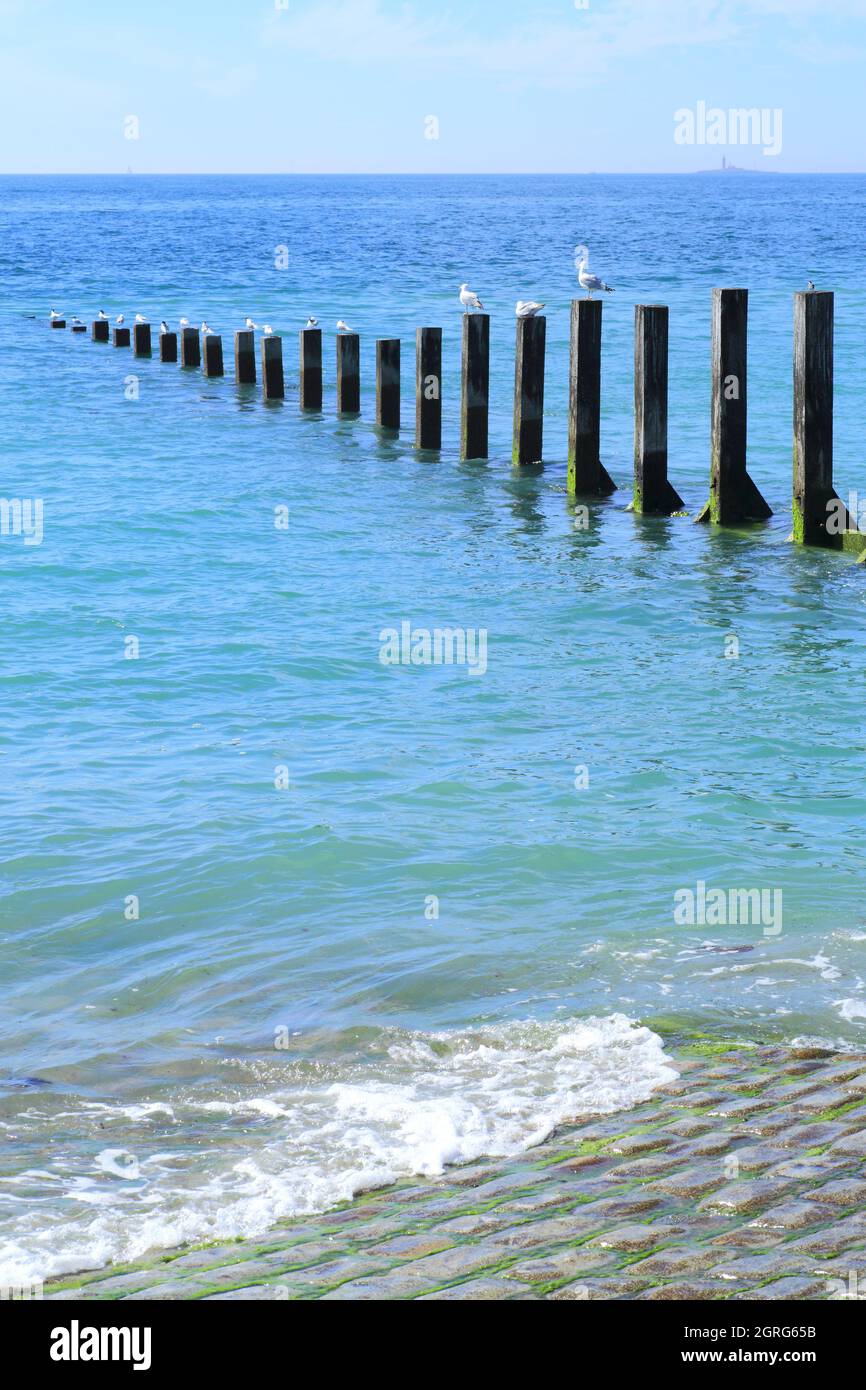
[{"x1": 2, "y1": 175, "x2": 866, "y2": 1279}]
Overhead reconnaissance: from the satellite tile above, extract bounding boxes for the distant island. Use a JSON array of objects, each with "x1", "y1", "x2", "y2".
[{"x1": 693, "y1": 156, "x2": 775, "y2": 174}]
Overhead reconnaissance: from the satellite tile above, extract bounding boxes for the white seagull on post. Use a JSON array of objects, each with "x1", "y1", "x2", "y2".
[
  {"x1": 49, "y1": 307, "x2": 63, "y2": 320},
  {"x1": 201, "y1": 321, "x2": 213, "y2": 336},
  {"x1": 245, "y1": 317, "x2": 258, "y2": 330},
  {"x1": 115, "y1": 313, "x2": 124, "y2": 324},
  {"x1": 574, "y1": 245, "x2": 614, "y2": 299},
  {"x1": 305, "y1": 317, "x2": 318, "y2": 328},
  {"x1": 516, "y1": 300, "x2": 545, "y2": 318},
  {"x1": 459, "y1": 284, "x2": 484, "y2": 313},
  {"x1": 135, "y1": 313, "x2": 147, "y2": 323},
  {"x1": 262, "y1": 324, "x2": 274, "y2": 337},
  {"x1": 98, "y1": 309, "x2": 109, "y2": 320},
  {"x1": 336, "y1": 320, "x2": 351, "y2": 334},
  {"x1": 160, "y1": 320, "x2": 169, "y2": 334}
]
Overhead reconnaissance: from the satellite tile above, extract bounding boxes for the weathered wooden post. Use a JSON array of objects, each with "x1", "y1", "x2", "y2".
[
  {"x1": 792, "y1": 290, "x2": 866, "y2": 555},
  {"x1": 376, "y1": 339, "x2": 400, "y2": 431},
  {"x1": 203, "y1": 333, "x2": 224, "y2": 377},
  {"x1": 261, "y1": 335, "x2": 284, "y2": 400},
  {"x1": 415, "y1": 327, "x2": 442, "y2": 450},
  {"x1": 336, "y1": 334, "x2": 360, "y2": 414},
  {"x1": 696, "y1": 288, "x2": 771, "y2": 525},
  {"x1": 113, "y1": 324, "x2": 131, "y2": 348},
  {"x1": 568, "y1": 299, "x2": 616, "y2": 495},
  {"x1": 159, "y1": 331, "x2": 178, "y2": 363},
  {"x1": 92, "y1": 320, "x2": 109, "y2": 343},
  {"x1": 460, "y1": 314, "x2": 489, "y2": 460},
  {"x1": 234, "y1": 330, "x2": 256, "y2": 384},
  {"x1": 133, "y1": 322, "x2": 152, "y2": 356},
  {"x1": 512, "y1": 315, "x2": 546, "y2": 464},
  {"x1": 71, "y1": 322, "x2": 87, "y2": 334},
  {"x1": 299, "y1": 328, "x2": 323, "y2": 410},
  {"x1": 180, "y1": 327, "x2": 201, "y2": 367},
  {"x1": 50, "y1": 317, "x2": 66, "y2": 329},
  {"x1": 632, "y1": 305, "x2": 683, "y2": 515}
]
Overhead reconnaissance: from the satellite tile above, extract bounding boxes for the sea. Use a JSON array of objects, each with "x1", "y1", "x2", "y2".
[{"x1": 1, "y1": 173, "x2": 865, "y2": 1282}]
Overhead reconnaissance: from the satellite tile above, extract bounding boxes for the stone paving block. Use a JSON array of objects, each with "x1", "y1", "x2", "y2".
[
  {"x1": 628, "y1": 1246, "x2": 717, "y2": 1278},
  {"x1": 639, "y1": 1280, "x2": 745, "y2": 1300},
  {"x1": 743, "y1": 1276, "x2": 827, "y2": 1300},
  {"x1": 589, "y1": 1223, "x2": 686, "y2": 1253},
  {"x1": 766, "y1": 1121, "x2": 849, "y2": 1150},
  {"x1": 368, "y1": 1233, "x2": 455, "y2": 1259},
  {"x1": 416, "y1": 1278, "x2": 523, "y2": 1301},
  {"x1": 699, "y1": 1180, "x2": 794, "y2": 1215},
  {"x1": 650, "y1": 1164, "x2": 727, "y2": 1199},
  {"x1": 504, "y1": 1246, "x2": 615, "y2": 1284},
  {"x1": 804, "y1": 1178, "x2": 866, "y2": 1208},
  {"x1": 747, "y1": 1201, "x2": 837, "y2": 1231},
  {"x1": 828, "y1": 1130, "x2": 866, "y2": 1157},
  {"x1": 608, "y1": 1132, "x2": 677, "y2": 1156}
]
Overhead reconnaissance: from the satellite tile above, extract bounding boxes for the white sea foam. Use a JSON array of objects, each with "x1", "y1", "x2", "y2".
[{"x1": 0, "y1": 1013, "x2": 675, "y2": 1285}]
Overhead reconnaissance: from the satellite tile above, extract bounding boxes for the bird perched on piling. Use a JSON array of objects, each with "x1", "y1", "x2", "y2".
[
  {"x1": 807, "y1": 280, "x2": 816, "y2": 290},
  {"x1": 245, "y1": 317, "x2": 258, "y2": 330},
  {"x1": 516, "y1": 300, "x2": 545, "y2": 318},
  {"x1": 98, "y1": 309, "x2": 109, "y2": 320},
  {"x1": 135, "y1": 313, "x2": 147, "y2": 323},
  {"x1": 50, "y1": 307, "x2": 63, "y2": 320},
  {"x1": 160, "y1": 321, "x2": 169, "y2": 334},
  {"x1": 336, "y1": 320, "x2": 351, "y2": 333},
  {"x1": 262, "y1": 324, "x2": 274, "y2": 336},
  {"x1": 115, "y1": 314, "x2": 124, "y2": 324},
  {"x1": 574, "y1": 245, "x2": 614, "y2": 298},
  {"x1": 179, "y1": 317, "x2": 190, "y2": 328},
  {"x1": 201, "y1": 321, "x2": 214, "y2": 335},
  {"x1": 459, "y1": 284, "x2": 484, "y2": 313},
  {"x1": 305, "y1": 317, "x2": 318, "y2": 328}
]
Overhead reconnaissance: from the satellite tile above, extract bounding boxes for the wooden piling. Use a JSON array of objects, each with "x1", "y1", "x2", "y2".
[
  {"x1": 92, "y1": 320, "x2": 109, "y2": 342},
  {"x1": 792, "y1": 290, "x2": 865, "y2": 555},
  {"x1": 299, "y1": 328, "x2": 323, "y2": 411},
  {"x1": 113, "y1": 326, "x2": 131, "y2": 348},
  {"x1": 696, "y1": 288, "x2": 771, "y2": 525},
  {"x1": 50, "y1": 319, "x2": 66, "y2": 329},
  {"x1": 133, "y1": 322, "x2": 152, "y2": 356},
  {"x1": 460, "y1": 314, "x2": 489, "y2": 460},
  {"x1": 261, "y1": 335, "x2": 284, "y2": 401},
  {"x1": 336, "y1": 334, "x2": 360, "y2": 414},
  {"x1": 180, "y1": 327, "x2": 201, "y2": 368},
  {"x1": 632, "y1": 305, "x2": 683, "y2": 515},
  {"x1": 512, "y1": 316, "x2": 546, "y2": 464},
  {"x1": 159, "y1": 332, "x2": 178, "y2": 363},
  {"x1": 71, "y1": 322, "x2": 87, "y2": 334},
  {"x1": 415, "y1": 327, "x2": 442, "y2": 450},
  {"x1": 376, "y1": 339, "x2": 400, "y2": 431},
  {"x1": 568, "y1": 299, "x2": 616, "y2": 495},
  {"x1": 203, "y1": 333, "x2": 224, "y2": 377},
  {"x1": 234, "y1": 330, "x2": 256, "y2": 385}
]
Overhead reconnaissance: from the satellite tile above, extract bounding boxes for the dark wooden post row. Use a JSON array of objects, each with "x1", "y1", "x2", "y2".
[
  {"x1": 234, "y1": 330, "x2": 256, "y2": 384},
  {"x1": 92, "y1": 319, "x2": 109, "y2": 343},
  {"x1": 792, "y1": 290, "x2": 865, "y2": 555},
  {"x1": 113, "y1": 325, "x2": 130, "y2": 348},
  {"x1": 203, "y1": 333, "x2": 224, "y2": 377},
  {"x1": 460, "y1": 314, "x2": 489, "y2": 460},
  {"x1": 300, "y1": 328, "x2": 323, "y2": 410},
  {"x1": 415, "y1": 327, "x2": 441, "y2": 450},
  {"x1": 180, "y1": 327, "x2": 200, "y2": 367},
  {"x1": 696, "y1": 288, "x2": 771, "y2": 525},
  {"x1": 568, "y1": 299, "x2": 616, "y2": 495},
  {"x1": 632, "y1": 304, "x2": 683, "y2": 515},
  {"x1": 376, "y1": 339, "x2": 400, "y2": 431},
  {"x1": 261, "y1": 335, "x2": 284, "y2": 400},
  {"x1": 336, "y1": 335, "x2": 360, "y2": 414},
  {"x1": 512, "y1": 315, "x2": 546, "y2": 465},
  {"x1": 159, "y1": 331, "x2": 177, "y2": 363}
]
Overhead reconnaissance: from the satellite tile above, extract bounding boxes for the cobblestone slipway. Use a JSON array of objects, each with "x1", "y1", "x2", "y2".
[{"x1": 44, "y1": 1043, "x2": 866, "y2": 1301}]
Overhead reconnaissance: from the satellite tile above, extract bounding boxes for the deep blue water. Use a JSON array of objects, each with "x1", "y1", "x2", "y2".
[{"x1": 1, "y1": 175, "x2": 865, "y2": 1279}]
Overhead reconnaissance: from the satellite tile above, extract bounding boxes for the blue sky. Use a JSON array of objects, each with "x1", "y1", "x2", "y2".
[{"x1": 1, "y1": 0, "x2": 865, "y2": 173}]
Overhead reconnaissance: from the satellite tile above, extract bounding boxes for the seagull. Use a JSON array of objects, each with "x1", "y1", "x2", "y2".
[
  {"x1": 305, "y1": 317, "x2": 318, "y2": 328},
  {"x1": 245, "y1": 317, "x2": 258, "y2": 329},
  {"x1": 263, "y1": 324, "x2": 274, "y2": 337},
  {"x1": 179, "y1": 317, "x2": 190, "y2": 328},
  {"x1": 98, "y1": 309, "x2": 109, "y2": 320},
  {"x1": 459, "y1": 284, "x2": 483, "y2": 313},
  {"x1": 574, "y1": 245, "x2": 614, "y2": 298},
  {"x1": 115, "y1": 314, "x2": 124, "y2": 324},
  {"x1": 160, "y1": 321, "x2": 169, "y2": 334},
  {"x1": 49, "y1": 308, "x2": 63, "y2": 320},
  {"x1": 516, "y1": 300, "x2": 545, "y2": 318},
  {"x1": 336, "y1": 320, "x2": 351, "y2": 333},
  {"x1": 807, "y1": 280, "x2": 815, "y2": 290},
  {"x1": 135, "y1": 313, "x2": 147, "y2": 323},
  {"x1": 201, "y1": 321, "x2": 213, "y2": 335}
]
